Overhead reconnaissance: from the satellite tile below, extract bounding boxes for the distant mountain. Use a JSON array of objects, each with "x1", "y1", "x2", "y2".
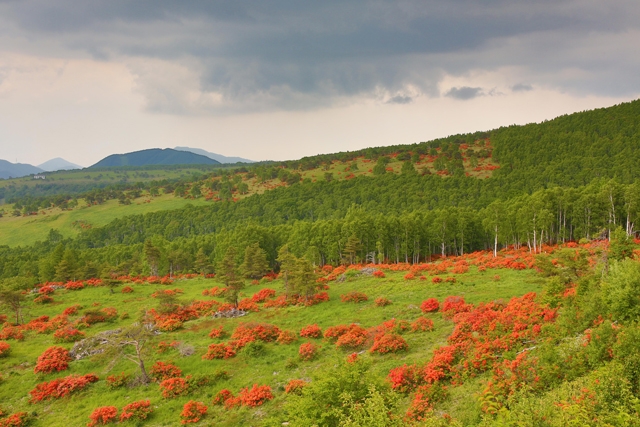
[
  {"x1": 38, "y1": 157, "x2": 83, "y2": 172},
  {"x1": 174, "y1": 146, "x2": 254, "y2": 164},
  {"x1": 0, "y1": 159, "x2": 43, "y2": 179},
  {"x1": 90, "y1": 148, "x2": 221, "y2": 168}
]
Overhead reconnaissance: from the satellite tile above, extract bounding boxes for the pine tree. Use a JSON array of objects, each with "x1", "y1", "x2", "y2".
[
  {"x1": 277, "y1": 245, "x2": 296, "y2": 297},
  {"x1": 241, "y1": 242, "x2": 269, "y2": 280},
  {"x1": 217, "y1": 247, "x2": 244, "y2": 307},
  {"x1": 195, "y1": 248, "x2": 212, "y2": 275}
]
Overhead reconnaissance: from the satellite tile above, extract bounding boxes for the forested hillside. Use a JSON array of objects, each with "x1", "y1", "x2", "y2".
[{"x1": 2, "y1": 99, "x2": 640, "y2": 426}]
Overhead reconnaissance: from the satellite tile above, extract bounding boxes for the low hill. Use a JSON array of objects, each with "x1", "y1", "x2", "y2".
[
  {"x1": 174, "y1": 146, "x2": 254, "y2": 163},
  {"x1": 90, "y1": 148, "x2": 221, "y2": 168},
  {"x1": 0, "y1": 159, "x2": 43, "y2": 179},
  {"x1": 37, "y1": 158, "x2": 83, "y2": 172}
]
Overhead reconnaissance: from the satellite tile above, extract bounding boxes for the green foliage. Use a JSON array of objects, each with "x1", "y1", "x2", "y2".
[{"x1": 603, "y1": 259, "x2": 640, "y2": 322}]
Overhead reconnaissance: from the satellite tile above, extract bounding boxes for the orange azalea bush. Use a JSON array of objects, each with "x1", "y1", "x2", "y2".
[
  {"x1": 202, "y1": 343, "x2": 236, "y2": 360},
  {"x1": 374, "y1": 297, "x2": 392, "y2": 306},
  {"x1": 34, "y1": 346, "x2": 71, "y2": 374},
  {"x1": 53, "y1": 327, "x2": 85, "y2": 343},
  {"x1": 150, "y1": 361, "x2": 182, "y2": 381},
  {"x1": 180, "y1": 400, "x2": 207, "y2": 424},
  {"x1": 411, "y1": 317, "x2": 434, "y2": 332},
  {"x1": 0, "y1": 341, "x2": 10, "y2": 357},
  {"x1": 238, "y1": 384, "x2": 273, "y2": 407},
  {"x1": 120, "y1": 400, "x2": 152, "y2": 422},
  {"x1": 29, "y1": 374, "x2": 99, "y2": 402},
  {"x1": 87, "y1": 406, "x2": 118, "y2": 426},
  {"x1": 276, "y1": 330, "x2": 297, "y2": 345},
  {"x1": 300, "y1": 324, "x2": 322, "y2": 338},
  {"x1": 369, "y1": 333, "x2": 408, "y2": 355},
  {"x1": 159, "y1": 377, "x2": 190, "y2": 399},
  {"x1": 340, "y1": 292, "x2": 368, "y2": 303},
  {"x1": 299, "y1": 342, "x2": 319, "y2": 361},
  {"x1": 420, "y1": 298, "x2": 440, "y2": 313}
]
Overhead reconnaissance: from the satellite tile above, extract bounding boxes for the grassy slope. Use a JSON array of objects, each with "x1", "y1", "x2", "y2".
[
  {"x1": 0, "y1": 264, "x2": 543, "y2": 426},
  {"x1": 0, "y1": 194, "x2": 209, "y2": 247}
]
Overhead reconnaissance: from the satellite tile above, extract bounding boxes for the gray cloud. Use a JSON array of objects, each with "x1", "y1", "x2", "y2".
[
  {"x1": 0, "y1": 0, "x2": 639, "y2": 112},
  {"x1": 386, "y1": 95, "x2": 413, "y2": 104},
  {"x1": 445, "y1": 86, "x2": 483, "y2": 100},
  {"x1": 512, "y1": 83, "x2": 533, "y2": 92}
]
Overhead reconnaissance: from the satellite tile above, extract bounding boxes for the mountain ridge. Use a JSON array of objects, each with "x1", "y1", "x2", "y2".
[
  {"x1": 90, "y1": 148, "x2": 221, "y2": 168},
  {"x1": 174, "y1": 146, "x2": 254, "y2": 164},
  {"x1": 0, "y1": 159, "x2": 43, "y2": 179}
]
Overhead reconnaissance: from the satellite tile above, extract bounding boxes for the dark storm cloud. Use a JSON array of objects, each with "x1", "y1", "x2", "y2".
[
  {"x1": 445, "y1": 87, "x2": 483, "y2": 100},
  {"x1": 1, "y1": 0, "x2": 638, "y2": 111}
]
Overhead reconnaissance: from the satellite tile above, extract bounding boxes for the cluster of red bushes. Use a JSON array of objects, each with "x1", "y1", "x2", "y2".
[
  {"x1": 212, "y1": 385, "x2": 273, "y2": 409},
  {"x1": 29, "y1": 374, "x2": 99, "y2": 402},
  {"x1": 386, "y1": 292, "x2": 556, "y2": 420}
]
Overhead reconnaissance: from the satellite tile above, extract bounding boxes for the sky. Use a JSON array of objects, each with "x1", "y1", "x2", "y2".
[{"x1": 0, "y1": 1, "x2": 639, "y2": 167}]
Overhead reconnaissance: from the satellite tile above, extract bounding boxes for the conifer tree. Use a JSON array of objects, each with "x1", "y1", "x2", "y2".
[
  {"x1": 241, "y1": 242, "x2": 269, "y2": 279},
  {"x1": 217, "y1": 246, "x2": 244, "y2": 307}
]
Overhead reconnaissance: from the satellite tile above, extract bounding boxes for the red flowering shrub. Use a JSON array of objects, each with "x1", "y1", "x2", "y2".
[
  {"x1": 202, "y1": 343, "x2": 236, "y2": 360},
  {"x1": 369, "y1": 333, "x2": 408, "y2": 354},
  {"x1": 336, "y1": 324, "x2": 368, "y2": 348},
  {"x1": 29, "y1": 373, "x2": 99, "y2": 402},
  {"x1": 239, "y1": 384, "x2": 273, "y2": 407},
  {"x1": 65, "y1": 281, "x2": 84, "y2": 290},
  {"x1": 299, "y1": 342, "x2": 319, "y2": 361},
  {"x1": 150, "y1": 361, "x2": 182, "y2": 381},
  {"x1": 0, "y1": 341, "x2": 10, "y2": 357},
  {"x1": 388, "y1": 364, "x2": 423, "y2": 392},
  {"x1": 277, "y1": 330, "x2": 297, "y2": 345},
  {"x1": 121, "y1": 286, "x2": 134, "y2": 293},
  {"x1": 441, "y1": 296, "x2": 472, "y2": 318},
  {"x1": 34, "y1": 295, "x2": 54, "y2": 304},
  {"x1": 263, "y1": 295, "x2": 289, "y2": 308},
  {"x1": 445, "y1": 277, "x2": 456, "y2": 283},
  {"x1": 330, "y1": 324, "x2": 368, "y2": 349},
  {"x1": 39, "y1": 285, "x2": 55, "y2": 294},
  {"x1": 411, "y1": 317, "x2": 434, "y2": 332},
  {"x1": 62, "y1": 305, "x2": 81, "y2": 316},
  {"x1": 0, "y1": 412, "x2": 29, "y2": 427},
  {"x1": 374, "y1": 297, "x2": 392, "y2": 307},
  {"x1": 230, "y1": 323, "x2": 281, "y2": 348},
  {"x1": 212, "y1": 389, "x2": 234, "y2": 405},
  {"x1": 180, "y1": 400, "x2": 207, "y2": 424},
  {"x1": 404, "y1": 273, "x2": 415, "y2": 280},
  {"x1": 237, "y1": 299, "x2": 260, "y2": 312},
  {"x1": 300, "y1": 324, "x2": 322, "y2": 338},
  {"x1": 106, "y1": 372, "x2": 129, "y2": 389},
  {"x1": 0, "y1": 325, "x2": 24, "y2": 341},
  {"x1": 53, "y1": 327, "x2": 85, "y2": 343},
  {"x1": 284, "y1": 379, "x2": 308, "y2": 395},
  {"x1": 0, "y1": 326, "x2": 22, "y2": 341},
  {"x1": 120, "y1": 400, "x2": 152, "y2": 422},
  {"x1": 340, "y1": 292, "x2": 368, "y2": 303},
  {"x1": 346, "y1": 352, "x2": 359, "y2": 364},
  {"x1": 34, "y1": 346, "x2": 71, "y2": 374},
  {"x1": 431, "y1": 277, "x2": 443, "y2": 284},
  {"x1": 405, "y1": 388, "x2": 433, "y2": 422},
  {"x1": 251, "y1": 288, "x2": 276, "y2": 303},
  {"x1": 87, "y1": 406, "x2": 118, "y2": 426},
  {"x1": 373, "y1": 270, "x2": 385, "y2": 278},
  {"x1": 420, "y1": 298, "x2": 440, "y2": 313},
  {"x1": 208, "y1": 326, "x2": 226, "y2": 339},
  {"x1": 159, "y1": 377, "x2": 190, "y2": 399}
]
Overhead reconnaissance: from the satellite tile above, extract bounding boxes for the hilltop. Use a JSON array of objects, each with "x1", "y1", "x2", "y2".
[
  {"x1": 0, "y1": 159, "x2": 43, "y2": 179},
  {"x1": 90, "y1": 148, "x2": 221, "y2": 168}
]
